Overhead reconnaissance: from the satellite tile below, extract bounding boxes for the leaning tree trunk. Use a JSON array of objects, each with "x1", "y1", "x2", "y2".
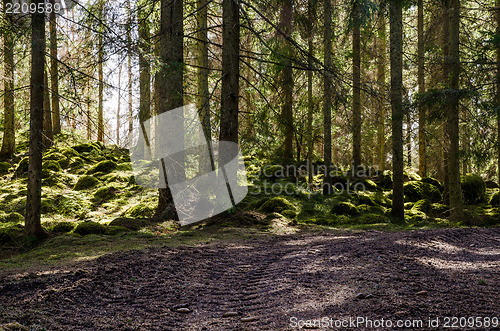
[
  {"x1": 323, "y1": 0, "x2": 333, "y2": 195},
  {"x1": 446, "y1": 0, "x2": 463, "y2": 221},
  {"x1": 26, "y1": 0, "x2": 47, "y2": 239},
  {"x1": 352, "y1": 0, "x2": 362, "y2": 169},
  {"x1": 155, "y1": 0, "x2": 184, "y2": 219},
  {"x1": 50, "y1": 0, "x2": 61, "y2": 135},
  {"x1": 390, "y1": 0, "x2": 404, "y2": 220},
  {"x1": 0, "y1": 0, "x2": 16, "y2": 159},
  {"x1": 417, "y1": 0, "x2": 426, "y2": 176}
]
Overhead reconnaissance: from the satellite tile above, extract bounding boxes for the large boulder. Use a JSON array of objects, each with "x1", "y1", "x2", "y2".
[
  {"x1": 461, "y1": 174, "x2": 486, "y2": 204},
  {"x1": 404, "y1": 181, "x2": 442, "y2": 202}
]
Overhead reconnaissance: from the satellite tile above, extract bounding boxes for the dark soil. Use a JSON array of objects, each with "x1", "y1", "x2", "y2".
[{"x1": 1, "y1": 227, "x2": 499, "y2": 330}]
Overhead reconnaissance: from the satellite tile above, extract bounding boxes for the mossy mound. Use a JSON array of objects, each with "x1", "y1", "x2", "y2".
[
  {"x1": 461, "y1": 174, "x2": 486, "y2": 204},
  {"x1": 0, "y1": 162, "x2": 11, "y2": 175},
  {"x1": 489, "y1": 192, "x2": 500, "y2": 205},
  {"x1": 61, "y1": 147, "x2": 80, "y2": 158},
  {"x1": 74, "y1": 175, "x2": 100, "y2": 191},
  {"x1": 14, "y1": 157, "x2": 29, "y2": 176},
  {"x1": 0, "y1": 212, "x2": 24, "y2": 223},
  {"x1": 51, "y1": 221, "x2": 76, "y2": 233},
  {"x1": 352, "y1": 179, "x2": 378, "y2": 191},
  {"x1": 358, "y1": 213, "x2": 390, "y2": 224},
  {"x1": 356, "y1": 192, "x2": 376, "y2": 206},
  {"x1": 421, "y1": 177, "x2": 443, "y2": 191},
  {"x1": 430, "y1": 203, "x2": 448, "y2": 215},
  {"x1": 73, "y1": 221, "x2": 106, "y2": 236},
  {"x1": 124, "y1": 204, "x2": 155, "y2": 218},
  {"x1": 259, "y1": 197, "x2": 297, "y2": 213},
  {"x1": 42, "y1": 160, "x2": 62, "y2": 173},
  {"x1": 405, "y1": 209, "x2": 427, "y2": 223},
  {"x1": 0, "y1": 224, "x2": 24, "y2": 244},
  {"x1": 43, "y1": 151, "x2": 65, "y2": 162},
  {"x1": 404, "y1": 171, "x2": 421, "y2": 182},
  {"x1": 281, "y1": 209, "x2": 297, "y2": 218},
  {"x1": 330, "y1": 201, "x2": 360, "y2": 216},
  {"x1": 109, "y1": 217, "x2": 147, "y2": 230},
  {"x1": 69, "y1": 157, "x2": 85, "y2": 171},
  {"x1": 404, "y1": 181, "x2": 442, "y2": 202},
  {"x1": 105, "y1": 225, "x2": 130, "y2": 235},
  {"x1": 93, "y1": 186, "x2": 117, "y2": 204},
  {"x1": 72, "y1": 143, "x2": 101, "y2": 154},
  {"x1": 411, "y1": 199, "x2": 431, "y2": 214},
  {"x1": 86, "y1": 160, "x2": 117, "y2": 175},
  {"x1": 485, "y1": 180, "x2": 499, "y2": 189}
]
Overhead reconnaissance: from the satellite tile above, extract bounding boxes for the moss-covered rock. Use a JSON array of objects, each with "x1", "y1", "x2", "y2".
[
  {"x1": 14, "y1": 157, "x2": 29, "y2": 176},
  {"x1": 86, "y1": 160, "x2": 117, "y2": 175},
  {"x1": 430, "y1": 203, "x2": 449, "y2": 216},
  {"x1": 358, "y1": 213, "x2": 390, "y2": 224},
  {"x1": 352, "y1": 179, "x2": 378, "y2": 191},
  {"x1": 73, "y1": 221, "x2": 106, "y2": 236},
  {"x1": 72, "y1": 143, "x2": 99, "y2": 154},
  {"x1": 0, "y1": 162, "x2": 11, "y2": 175},
  {"x1": 92, "y1": 186, "x2": 117, "y2": 204},
  {"x1": 356, "y1": 192, "x2": 376, "y2": 205},
  {"x1": 124, "y1": 204, "x2": 155, "y2": 218},
  {"x1": 0, "y1": 224, "x2": 24, "y2": 244},
  {"x1": 0, "y1": 212, "x2": 24, "y2": 223},
  {"x1": 281, "y1": 209, "x2": 297, "y2": 219},
  {"x1": 404, "y1": 181, "x2": 442, "y2": 202},
  {"x1": 404, "y1": 202, "x2": 415, "y2": 210},
  {"x1": 109, "y1": 217, "x2": 147, "y2": 230},
  {"x1": 421, "y1": 177, "x2": 443, "y2": 191},
  {"x1": 405, "y1": 209, "x2": 427, "y2": 223},
  {"x1": 485, "y1": 180, "x2": 499, "y2": 189},
  {"x1": 44, "y1": 151, "x2": 65, "y2": 162},
  {"x1": 461, "y1": 174, "x2": 486, "y2": 204},
  {"x1": 51, "y1": 221, "x2": 76, "y2": 233},
  {"x1": 105, "y1": 225, "x2": 130, "y2": 235},
  {"x1": 61, "y1": 147, "x2": 80, "y2": 158},
  {"x1": 330, "y1": 201, "x2": 360, "y2": 216},
  {"x1": 42, "y1": 160, "x2": 62, "y2": 173},
  {"x1": 73, "y1": 175, "x2": 100, "y2": 191},
  {"x1": 404, "y1": 171, "x2": 421, "y2": 182},
  {"x1": 259, "y1": 197, "x2": 297, "y2": 213},
  {"x1": 489, "y1": 192, "x2": 500, "y2": 205},
  {"x1": 411, "y1": 199, "x2": 431, "y2": 214},
  {"x1": 69, "y1": 157, "x2": 85, "y2": 170}
]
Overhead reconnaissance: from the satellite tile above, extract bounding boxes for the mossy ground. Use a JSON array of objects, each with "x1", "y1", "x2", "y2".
[{"x1": 1, "y1": 134, "x2": 499, "y2": 270}]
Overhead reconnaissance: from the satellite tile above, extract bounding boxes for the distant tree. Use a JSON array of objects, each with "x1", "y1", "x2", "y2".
[
  {"x1": 137, "y1": 0, "x2": 151, "y2": 157},
  {"x1": 417, "y1": 0, "x2": 426, "y2": 176},
  {"x1": 323, "y1": 0, "x2": 333, "y2": 195},
  {"x1": 97, "y1": 0, "x2": 105, "y2": 142},
  {"x1": 26, "y1": 0, "x2": 47, "y2": 239},
  {"x1": 43, "y1": 67, "x2": 53, "y2": 148},
  {"x1": 376, "y1": 11, "x2": 387, "y2": 172},
  {"x1": 50, "y1": 0, "x2": 61, "y2": 135},
  {"x1": 352, "y1": 0, "x2": 362, "y2": 169}
]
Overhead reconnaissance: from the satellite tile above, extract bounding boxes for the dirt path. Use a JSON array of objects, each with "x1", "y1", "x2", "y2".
[{"x1": 1, "y1": 227, "x2": 499, "y2": 330}]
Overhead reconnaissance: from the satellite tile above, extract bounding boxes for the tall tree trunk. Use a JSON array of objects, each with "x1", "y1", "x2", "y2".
[
  {"x1": 390, "y1": 0, "x2": 404, "y2": 220},
  {"x1": 446, "y1": 0, "x2": 463, "y2": 221},
  {"x1": 442, "y1": 4, "x2": 450, "y2": 202},
  {"x1": 376, "y1": 12, "x2": 387, "y2": 172},
  {"x1": 137, "y1": 0, "x2": 151, "y2": 158},
  {"x1": 417, "y1": 0, "x2": 426, "y2": 176},
  {"x1": 155, "y1": 0, "x2": 184, "y2": 219},
  {"x1": 117, "y1": 64, "x2": 122, "y2": 146},
  {"x1": 26, "y1": 0, "x2": 46, "y2": 239},
  {"x1": 43, "y1": 67, "x2": 53, "y2": 148},
  {"x1": 87, "y1": 80, "x2": 92, "y2": 140},
  {"x1": 406, "y1": 110, "x2": 411, "y2": 168},
  {"x1": 352, "y1": 0, "x2": 362, "y2": 169},
  {"x1": 0, "y1": 0, "x2": 15, "y2": 159},
  {"x1": 323, "y1": 0, "x2": 332, "y2": 195},
  {"x1": 307, "y1": 0, "x2": 314, "y2": 187},
  {"x1": 496, "y1": 0, "x2": 500, "y2": 188},
  {"x1": 97, "y1": 1, "x2": 104, "y2": 142},
  {"x1": 127, "y1": 0, "x2": 133, "y2": 147},
  {"x1": 50, "y1": 0, "x2": 61, "y2": 135},
  {"x1": 197, "y1": 0, "x2": 212, "y2": 172},
  {"x1": 279, "y1": 0, "x2": 294, "y2": 161}
]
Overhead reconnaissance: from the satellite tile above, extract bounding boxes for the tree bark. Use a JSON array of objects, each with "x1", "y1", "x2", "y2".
[
  {"x1": 0, "y1": 0, "x2": 15, "y2": 159},
  {"x1": 137, "y1": 0, "x2": 151, "y2": 157},
  {"x1": 496, "y1": 0, "x2": 500, "y2": 188},
  {"x1": 155, "y1": 0, "x2": 184, "y2": 219},
  {"x1": 323, "y1": 0, "x2": 332, "y2": 195},
  {"x1": 50, "y1": 0, "x2": 61, "y2": 135},
  {"x1": 446, "y1": 0, "x2": 463, "y2": 221},
  {"x1": 117, "y1": 64, "x2": 122, "y2": 146},
  {"x1": 97, "y1": 1, "x2": 105, "y2": 142},
  {"x1": 279, "y1": 0, "x2": 294, "y2": 161},
  {"x1": 352, "y1": 0, "x2": 362, "y2": 169},
  {"x1": 390, "y1": 0, "x2": 404, "y2": 220},
  {"x1": 127, "y1": 0, "x2": 133, "y2": 147},
  {"x1": 417, "y1": 0, "x2": 426, "y2": 176},
  {"x1": 307, "y1": 0, "x2": 314, "y2": 187},
  {"x1": 43, "y1": 67, "x2": 53, "y2": 148},
  {"x1": 26, "y1": 0, "x2": 47, "y2": 239},
  {"x1": 376, "y1": 12, "x2": 387, "y2": 172}
]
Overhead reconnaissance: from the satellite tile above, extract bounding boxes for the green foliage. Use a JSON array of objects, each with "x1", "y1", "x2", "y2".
[
  {"x1": 461, "y1": 174, "x2": 486, "y2": 204},
  {"x1": 358, "y1": 213, "x2": 390, "y2": 224},
  {"x1": 86, "y1": 160, "x2": 118, "y2": 175},
  {"x1": 73, "y1": 221, "x2": 106, "y2": 236},
  {"x1": 281, "y1": 209, "x2": 297, "y2": 218},
  {"x1": 51, "y1": 221, "x2": 76, "y2": 234},
  {"x1": 421, "y1": 177, "x2": 443, "y2": 191},
  {"x1": 259, "y1": 197, "x2": 297, "y2": 213},
  {"x1": 330, "y1": 201, "x2": 360, "y2": 216},
  {"x1": 74, "y1": 175, "x2": 100, "y2": 191},
  {"x1": 404, "y1": 181, "x2": 442, "y2": 202},
  {"x1": 411, "y1": 199, "x2": 431, "y2": 214}
]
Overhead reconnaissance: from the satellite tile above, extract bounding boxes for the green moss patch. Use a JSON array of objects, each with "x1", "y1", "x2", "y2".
[
  {"x1": 73, "y1": 221, "x2": 106, "y2": 236},
  {"x1": 330, "y1": 201, "x2": 360, "y2": 216},
  {"x1": 42, "y1": 160, "x2": 63, "y2": 173},
  {"x1": 109, "y1": 217, "x2": 148, "y2": 230},
  {"x1": 259, "y1": 197, "x2": 297, "y2": 213},
  {"x1": 461, "y1": 174, "x2": 486, "y2": 204},
  {"x1": 51, "y1": 221, "x2": 76, "y2": 234},
  {"x1": 86, "y1": 160, "x2": 118, "y2": 175},
  {"x1": 124, "y1": 204, "x2": 156, "y2": 218},
  {"x1": 74, "y1": 175, "x2": 100, "y2": 191},
  {"x1": 105, "y1": 225, "x2": 130, "y2": 235},
  {"x1": 404, "y1": 181, "x2": 442, "y2": 202},
  {"x1": 358, "y1": 213, "x2": 390, "y2": 224},
  {"x1": 93, "y1": 186, "x2": 117, "y2": 204}
]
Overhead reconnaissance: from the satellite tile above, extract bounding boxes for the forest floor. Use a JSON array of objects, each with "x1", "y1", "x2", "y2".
[{"x1": 1, "y1": 226, "x2": 499, "y2": 330}]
